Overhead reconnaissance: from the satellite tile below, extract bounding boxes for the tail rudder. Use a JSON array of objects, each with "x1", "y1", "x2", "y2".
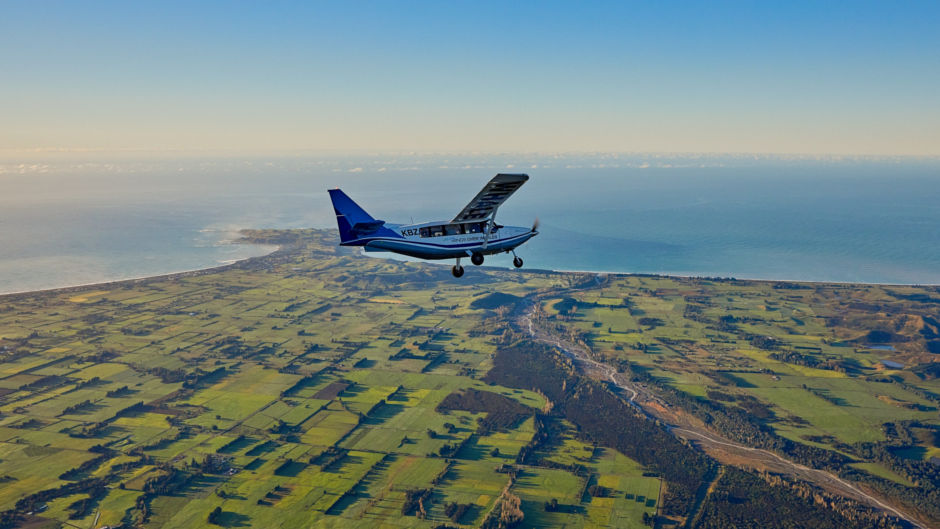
[{"x1": 328, "y1": 189, "x2": 384, "y2": 244}]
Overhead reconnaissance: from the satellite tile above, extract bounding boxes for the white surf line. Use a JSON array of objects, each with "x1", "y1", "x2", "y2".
[{"x1": 519, "y1": 297, "x2": 925, "y2": 529}]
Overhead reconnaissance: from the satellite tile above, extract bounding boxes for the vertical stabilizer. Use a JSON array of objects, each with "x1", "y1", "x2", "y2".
[{"x1": 328, "y1": 189, "x2": 385, "y2": 244}]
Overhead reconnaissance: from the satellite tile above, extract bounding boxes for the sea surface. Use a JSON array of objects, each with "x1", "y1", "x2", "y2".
[{"x1": 1, "y1": 153, "x2": 939, "y2": 294}]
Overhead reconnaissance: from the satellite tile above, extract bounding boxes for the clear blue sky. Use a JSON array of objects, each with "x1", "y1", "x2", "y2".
[{"x1": 2, "y1": 1, "x2": 938, "y2": 155}]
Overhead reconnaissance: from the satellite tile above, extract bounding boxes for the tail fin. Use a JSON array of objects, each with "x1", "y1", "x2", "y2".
[{"x1": 328, "y1": 189, "x2": 385, "y2": 244}]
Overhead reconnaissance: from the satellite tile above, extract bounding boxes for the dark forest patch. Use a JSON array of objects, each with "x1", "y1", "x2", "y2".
[
  {"x1": 470, "y1": 292, "x2": 521, "y2": 310},
  {"x1": 437, "y1": 388, "x2": 534, "y2": 433}
]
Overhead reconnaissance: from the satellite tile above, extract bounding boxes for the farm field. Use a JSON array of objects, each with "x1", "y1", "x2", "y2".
[
  {"x1": 1, "y1": 229, "x2": 938, "y2": 528},
  {"x1": 0, "y1": 230, "x2": 656, "y2": 528}
]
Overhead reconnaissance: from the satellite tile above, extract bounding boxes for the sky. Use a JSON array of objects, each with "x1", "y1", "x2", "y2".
[{"x1": 2, "y1": 1, "x2": 939, "y2": 156}]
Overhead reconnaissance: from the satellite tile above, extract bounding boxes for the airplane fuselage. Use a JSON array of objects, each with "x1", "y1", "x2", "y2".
[{"x1": 342, "y1": 221, "x2": 536, "y2": 260}]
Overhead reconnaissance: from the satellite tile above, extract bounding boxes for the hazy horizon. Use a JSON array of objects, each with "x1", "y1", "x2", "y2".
[{"x1": 3, "y1": 154, "x2": 940, "y2": 293}]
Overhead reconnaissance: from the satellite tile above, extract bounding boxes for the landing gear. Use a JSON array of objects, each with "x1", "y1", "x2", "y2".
[
  {"x1": 471, "y1": 252, "x2": 484, "y2": 266},
  {"x1": 452, "y1": 257, "x2": 464, "y2": 278},
  {"x1": 513, "y1": 256, "x2": 523, "y2": 268}
]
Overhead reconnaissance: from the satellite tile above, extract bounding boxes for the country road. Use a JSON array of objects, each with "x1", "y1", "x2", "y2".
[{"x1": 516, "y1": 287, "x2": 928, "y2": 529}]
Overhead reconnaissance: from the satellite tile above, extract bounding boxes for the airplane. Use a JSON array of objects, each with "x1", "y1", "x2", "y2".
[{"x1": 328, "y1": 173, "x2": 538, "y2": 277}]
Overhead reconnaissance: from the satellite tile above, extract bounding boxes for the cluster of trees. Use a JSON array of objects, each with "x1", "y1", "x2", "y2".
[
  {"x1": 145, "y1": 366, "x2": 227, "y2": 388},
  {"x1": 72, "y1": 376, "x2": 102, "y2": 390},
  {"x1": 769, "y1": 350, "x2": 848, "y2": 371},
  {"x1": 69, "y1": 421, "x2": 109, "y2": 438},
  {"x1": 311, "y1": 447, "x2": 347, "y2": 470},
  {"x1": 401, "y1": 488, "x2": 431, "y2": 517},
  {"x1": 480, "y1": 486, "x2": 523, "y2": 529},
  {"x1": 192, "y1": 454, "x2": 230, "y2": 474},
  {"x1": 207, "y1": 506, "x2": 223, "y2": 525},
  {"x1": 437, "y1": 388, "x2": 534, "y2": 434},
  {"x1": 210, "y1": 336, "x2": 275, "y2": 360},
  {"x1": 444, "y1": 501, "x2": 473, "y2": 523},
  {"x1": 105, "y1": 385, "x2": 132, "y2": 397},
  {"x1": 748, "y1": 334, "x2": 783, "y2": 350},
  {"x1": 61, "y1": 399, "x2": 95, "y2": 415},
  {"x1": 697, "y1": 467, "x2": 905, "y2": 529}
]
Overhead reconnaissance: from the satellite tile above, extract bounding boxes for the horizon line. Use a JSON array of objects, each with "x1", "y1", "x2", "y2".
[{"x1": 2, "y1": 147, "x2": 939, "y2": 160}]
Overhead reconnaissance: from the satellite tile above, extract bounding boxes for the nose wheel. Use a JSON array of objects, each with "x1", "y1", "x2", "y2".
[{"x1": 510, "y1": 250, "x2": 523, "y2": 268}]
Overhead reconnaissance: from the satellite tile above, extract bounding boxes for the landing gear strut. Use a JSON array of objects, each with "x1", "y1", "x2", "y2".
[
  {"x1": 452, "y1": 257, "x2": 464, "y2": 278},
  {"x1": 511, "y1": 250, "x2": 523, "y2": 268},
  {"x1": 471, "y1": 252, "x2": 484, "y2": 266}
]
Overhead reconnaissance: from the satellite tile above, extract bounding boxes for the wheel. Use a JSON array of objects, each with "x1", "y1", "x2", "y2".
[
  {"x1": 513, "y1": 256, "x2": 523, "y2": 268},
  {"x1": 452, "y1": 265, "x2": 464, "y2": 278},
  {"x1": 471, "y1": 252, "x2": 484, "y2": 266}
]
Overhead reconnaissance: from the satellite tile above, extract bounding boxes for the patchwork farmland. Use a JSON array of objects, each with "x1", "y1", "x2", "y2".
[{"x1": 0, "y1": 229, "x2": 937, "y2": 528}]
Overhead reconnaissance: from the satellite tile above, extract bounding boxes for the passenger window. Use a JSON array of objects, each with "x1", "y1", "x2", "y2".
[{"x1": 419, "y1": 228, "x2": 429, "y2": 237}]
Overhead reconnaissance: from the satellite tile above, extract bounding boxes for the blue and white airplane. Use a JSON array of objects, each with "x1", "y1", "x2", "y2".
[{"x1": 328, "y1": 173, "x2": 538, "y2": 277}]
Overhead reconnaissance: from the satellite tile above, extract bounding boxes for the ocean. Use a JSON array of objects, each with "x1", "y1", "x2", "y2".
[{"x1": 1, "y1": 153, "x2": 939, "y2": 294}]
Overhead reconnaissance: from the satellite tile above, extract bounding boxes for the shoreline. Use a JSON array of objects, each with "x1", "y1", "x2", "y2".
[
  {"x1": 371, "y1": 252, "x2": 940, "y2": 288},
  {"x1": 0, "y1": 241, "x2": 280, "y2": 300},
  {"x1": 3, "y1": 234, "x2": 937, "y2": 300}
]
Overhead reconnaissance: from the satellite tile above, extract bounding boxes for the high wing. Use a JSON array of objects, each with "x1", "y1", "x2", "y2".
[{"x1": 451, "y1": 173, "x2": 529, "y2": 223}]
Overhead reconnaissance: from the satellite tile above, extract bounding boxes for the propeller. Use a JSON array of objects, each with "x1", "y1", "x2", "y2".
[{"x1": 531, "y1": 217, "x2": 540, "y2": 232}]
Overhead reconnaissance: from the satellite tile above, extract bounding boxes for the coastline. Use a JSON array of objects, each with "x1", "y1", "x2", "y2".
[
  {"x1": 370, "y1": 251, "x2": 940, "y2": 288},
  {"x1": 0, "y1": 240, "x2": 280, "y2": 300},
  {"x1": 4, "y1": 231, "x2": 938, "y2": 301}
]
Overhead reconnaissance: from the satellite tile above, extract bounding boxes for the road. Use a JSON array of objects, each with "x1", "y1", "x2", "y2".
[{"x1": 516, "y1": 287, "x2": 927, "y2": 529}]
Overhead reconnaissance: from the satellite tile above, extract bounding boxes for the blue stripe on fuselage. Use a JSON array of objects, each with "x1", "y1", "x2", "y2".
[{"x1": 343, "y1": 231, "x2": 536, "y2": 260}]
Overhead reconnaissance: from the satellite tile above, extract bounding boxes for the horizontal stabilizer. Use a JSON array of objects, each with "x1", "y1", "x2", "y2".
[{"x1": 352, "y1": 220, "x2": 386, "y2": 236}]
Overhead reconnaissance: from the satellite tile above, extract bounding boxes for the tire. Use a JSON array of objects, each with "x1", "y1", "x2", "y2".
[
  {"x1": 513, "y1": 257, "x2": 523, "y2": 268},
  {"x1": 471, "y1": 252, "x2": 484, "y2": 266},
  {"x1": 452, "y1": 265, "x2": 464, "y2": 278}
]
